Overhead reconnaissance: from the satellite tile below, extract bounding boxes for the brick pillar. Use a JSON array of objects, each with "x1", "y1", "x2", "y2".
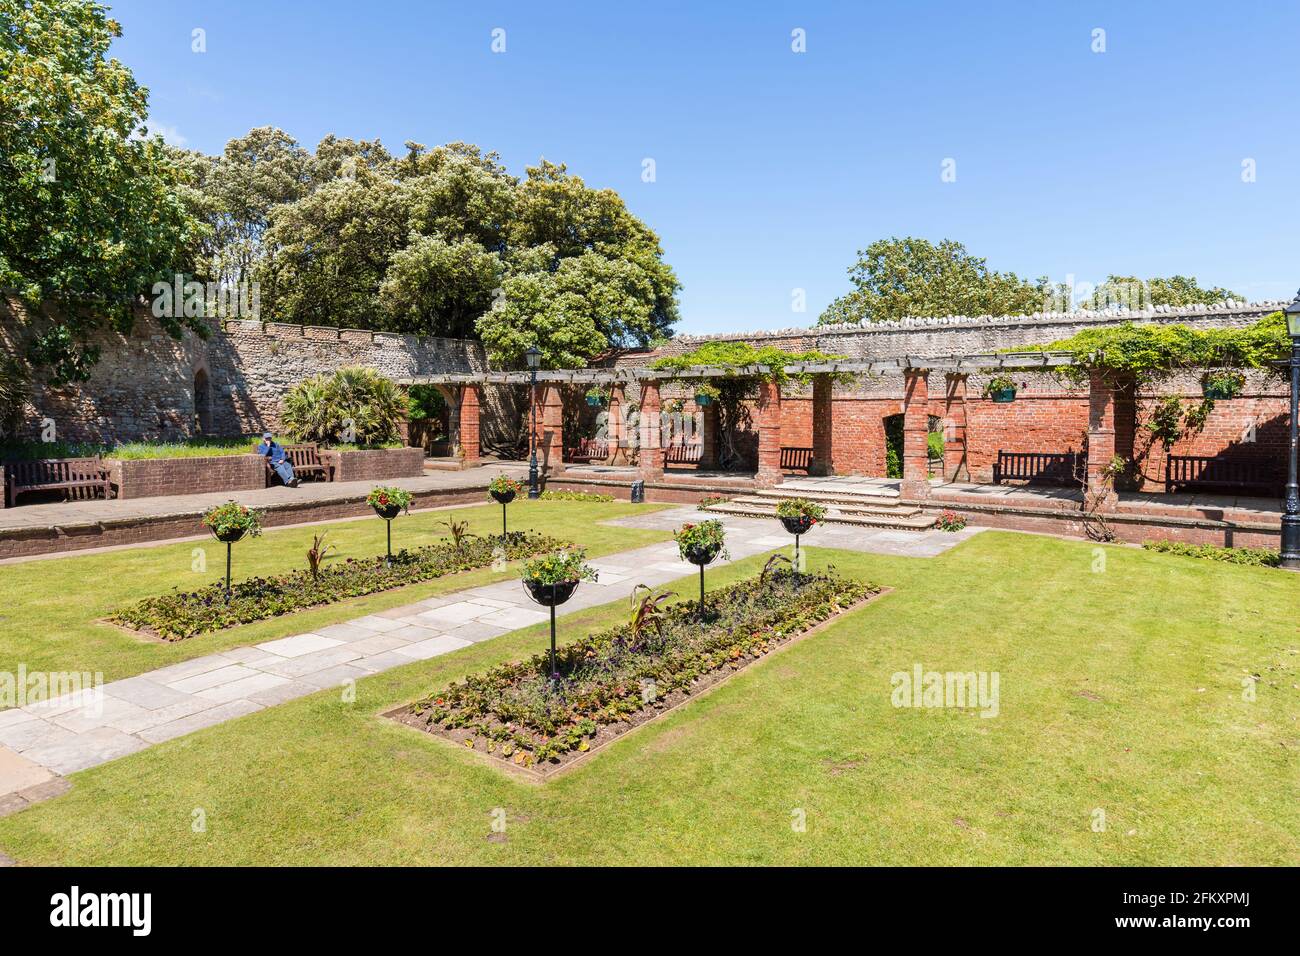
[
  {"x1": 698, "y1": 398, "x2": 719, "y2": 470},
  {"x1": 541, "y1": 384, "x2": 564, "y2": 476},
  {"x1": 943, "y1": 373, "x2": 969, "y2": 482},
  {"x1": 437, "y1": 385, "x2": 461, "y2": 456},
  {"x1": 459, "y1": 383, "x2": 480, "y2": 465},
  {"x1": 810, "y1": 374, "x2": 834, "y2": 476},
  {"x1": 605, "y1": 384, "x2": 623, "y2": 463},
  {"x1": 755, "y1": 378, "x2": 783, "y2": 484},
  {"x1": 1086, "y1": 370, "x2": 1119, "y2": 510},
  {"x1": 638, "y1": 379, "x2": 664, "y2": 479},
  {"x1": 901, "y1": 370, "x2": 931, "y2": 498}
]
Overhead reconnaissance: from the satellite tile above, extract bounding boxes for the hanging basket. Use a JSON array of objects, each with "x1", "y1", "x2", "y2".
[
  {"x1": 372, "y1": 503, "x2": 403, "y2": 520},
  {"x1": 586, "y1": 393, "x2": 606, "y2": 407},
  {"x1": 684, "y1": 543, "x2": 720, "y2": 567},
  {"x1": 522, "y1": 578, "x2": 580, "y2": 607},
  {"x1": 989, "y1": 387, "x2": 1017, "y2": 404},
  {"x1": 780, "y1": 515, "x2": 815, "y2": 536},
  {"x1": 211, "y1": 526, "x2": 246, "y2": 544},
  {"x1": 694, "y1": 393, "x2": 713, "y2": 407},
  {"x1": 490, "y1": 488, "x2": 517, "y2": 505}
]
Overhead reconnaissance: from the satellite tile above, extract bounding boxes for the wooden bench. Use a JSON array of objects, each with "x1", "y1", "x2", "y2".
[
  {"x1": 5, "y1": 456, "x2": 112, "y2": 507},
  {"x1": 780, "y1": 446, "x2": 814, "y2": 473},
  {"x1": 264, "y1": 443, "x2": 330, "y2": 483},
  {"x1": 566, "y1": 438, "x2": 610, "y2": 463},
  {"x1": 992, "y1": 450, "x2": 1084, "y2": 486},
  {"x1": 665, "y1": 443, "x2": 703, "y2": 466},
  {"x1": 1165, "y1": 455, "x2": 1281, "y2": 496}
]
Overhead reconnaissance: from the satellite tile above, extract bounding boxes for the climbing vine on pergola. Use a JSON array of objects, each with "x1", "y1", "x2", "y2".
[{"x1": 649, "y1": 342, "x2": 850, "y2": 470}]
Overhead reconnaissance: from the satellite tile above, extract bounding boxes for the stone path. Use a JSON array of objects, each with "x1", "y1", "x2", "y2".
[{"x1": 0, "y1": 508, "x2": 981, "y2": 806}]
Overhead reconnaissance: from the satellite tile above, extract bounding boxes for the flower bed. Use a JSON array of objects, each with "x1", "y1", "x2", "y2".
[
  {"x1": 110, "y1": 531, "x2": 565, "y2": 640},
  {"x1": 395, "y1": 565, "x2": 879, "y2": 774}
]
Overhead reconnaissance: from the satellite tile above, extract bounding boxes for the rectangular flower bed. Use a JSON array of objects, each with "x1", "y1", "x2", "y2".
[
  {"x1": 110, "y1": 531, "x2": 565, "y2": 641},
  {"x1": 392, "y1": 565, "x2": 880, "y2": 776}
]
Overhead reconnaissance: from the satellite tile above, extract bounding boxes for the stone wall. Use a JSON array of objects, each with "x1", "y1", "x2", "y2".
[{"x1": 2, "y1": 295, "x2": 487, "y2": 444}]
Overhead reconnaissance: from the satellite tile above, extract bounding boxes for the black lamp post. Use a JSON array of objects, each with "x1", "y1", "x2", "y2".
[
  {"x1": 1280, "y1": 292, "x2": 1300, "y2": 570},
  {"x1": 525, "y1": 345, "x2": 542, "y2": 499}
]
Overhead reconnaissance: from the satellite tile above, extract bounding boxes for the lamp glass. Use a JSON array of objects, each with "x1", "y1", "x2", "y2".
[
  {"x1": 525, "y1": 346, "x2": 541, "y2": 370},
  {"x1": 1287, "y1": 308, "x2": 1300, "y2": 338}
]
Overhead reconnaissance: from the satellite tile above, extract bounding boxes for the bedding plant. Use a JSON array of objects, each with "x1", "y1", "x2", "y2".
[
  {"x1": 111, "y1": 531, "x2": 565, "y2": 640},
  {"x1": 672, "y1": 519, "x2": 730, "y2": 562},
  {"x1": 404, "y1": 563, "x2": 877, "y2": 770},
  {"x1": 487, "y1": 475, "x2": 524, "y2": 500},
  {"x1": 367, "y1": 485, "x2": 412, "y2": 516},
  {"x1": 521, "y1": 549, "x2": 599, "y2": 586},
  {"x1": 935, "y1": 510, "x2": 967, "y2": 532}
]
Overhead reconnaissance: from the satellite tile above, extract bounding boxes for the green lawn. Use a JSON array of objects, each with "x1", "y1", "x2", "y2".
[
  {"x1": 0, "y1": 500, "x2": 674, "y2": 684},
  {"x1": 1, "y1": 530, "x2": 1296, "y2": 865}
]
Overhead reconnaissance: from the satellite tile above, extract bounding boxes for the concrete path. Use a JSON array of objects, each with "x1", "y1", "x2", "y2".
[{"x1": 0, "y1": 508, "x2": 981, "y2": 808}]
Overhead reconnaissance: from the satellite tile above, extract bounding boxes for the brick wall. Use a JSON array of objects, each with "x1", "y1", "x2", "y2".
[
  {"x1": 108, "y1": 454, "x2": 267, "y2": 499},
  {"x1": 322, "y1": 447, "x2": 425, "y2": 483}
]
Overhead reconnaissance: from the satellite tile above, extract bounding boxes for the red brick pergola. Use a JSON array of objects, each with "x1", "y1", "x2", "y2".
[{"x1": 396, "y1": 346, "x2": 1140, "y2": 499}]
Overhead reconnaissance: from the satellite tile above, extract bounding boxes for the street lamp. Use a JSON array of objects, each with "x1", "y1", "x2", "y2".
[
  {"x1": 1281, "y1": 292, "x2": 1300, "y2": 569},
  {"x1": 525, "y1": 345, "x2": 542, "y2": 499}
]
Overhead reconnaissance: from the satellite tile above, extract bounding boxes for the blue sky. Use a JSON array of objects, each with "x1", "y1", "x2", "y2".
[{"x1": 109, "y1": 0, "x2": 1300, "y2": 335}]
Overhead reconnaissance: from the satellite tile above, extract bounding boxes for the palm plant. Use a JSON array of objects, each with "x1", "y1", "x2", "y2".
[
  {"x1": 280, "y1": 374, "x2": 338, "y2": 444},
  {"x1": 439, "y1": 518, "x2": 474, "y2": 550},
  {"x1": 306, "y1": 532, "x2": 336, "y2": 580},
  {"x1": 628, "y1": 584, "x2": 675, "y2": 649}
]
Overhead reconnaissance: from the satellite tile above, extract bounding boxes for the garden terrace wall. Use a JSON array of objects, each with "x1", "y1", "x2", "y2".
[
  {"x1": 107, "y1": 454, "x2": 267, "y2": 499},
  {"x1": 322, "y1": 447, "x2": 426, "y2": 483}
]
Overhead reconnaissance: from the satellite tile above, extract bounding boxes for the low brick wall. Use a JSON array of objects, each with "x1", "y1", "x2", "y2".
[
  {"x1": 323, "y1": 447, "x2": 425, "y2": 483},
  {"x1": 107, "y1": 454, "x2": 267, "y2": 499}
]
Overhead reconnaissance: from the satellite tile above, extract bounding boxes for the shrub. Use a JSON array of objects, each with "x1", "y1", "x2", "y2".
[
  {"x1": 672, "y1": 519, "x2": 730, "y2": 561},
  {"x1": 537, "y1": 490, "x2": 614, "y2": 502},
  {"x1": 409, "y1": 566, "x2": 876, "y2": 766},
  {"x1": 935, "y1": 509, "x2": 966, "y2": 532},
  {"x1": 111, "y1": 532, "x2": 565, "y2": 640},
  {"x1": 697, "y1": 495, "x2": 729, "y2": 510},
  {"x1": 201, "y1": 501, "x2": 263, "y2": 540},
  {"x1": 775, "y1": 498, "x2": 827, "y2": 522},
  {"x1": 521, "y1": 549, "x2": 598, "y2": 585},
  {"x1": 367, "y1": 486, "x2": 412, "y2": 513},
  {"x1": 282, "y1": 366, "x2": 406, "y2": 445},
  {"x1": 1142, "y1": 540, "x2": 1280, "y2": 567}
]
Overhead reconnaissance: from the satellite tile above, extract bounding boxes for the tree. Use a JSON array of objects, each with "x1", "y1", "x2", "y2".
[
  {"x1": 0, "y1": 0, "x2": 203, "y2": 382},
  {"x1": 378, "y1": 235, "x2": 502, "y2": 338},
  {"x1": 818, "y1": 237, "x2": 1045, "y2": 325},
  {"x1": 1076, "y1": 274, "x2": 1242, "y2": 311}
]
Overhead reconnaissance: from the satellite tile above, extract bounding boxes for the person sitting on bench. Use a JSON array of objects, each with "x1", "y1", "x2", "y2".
[{"x1": 257, "y1": 432, "x2": 299, "y2": 487}]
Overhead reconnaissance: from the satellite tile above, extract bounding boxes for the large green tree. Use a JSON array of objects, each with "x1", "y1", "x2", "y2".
[
  {"x1": 0, "y1": 0, "x2": 202, "y2": 382},
  {"x1": 818, "y1": 237, "x2": 1046, "y2": 325}
]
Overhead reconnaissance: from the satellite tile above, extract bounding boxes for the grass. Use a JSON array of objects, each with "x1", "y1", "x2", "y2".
[
  {"x1": 0, "y1": 436, "x2": 404, "y2": 461},
  {"x1": 0, "y1": 500, "x2": 674, "y2": 683},
  {"x1": 0, "y1": 530, "x2": 1296, "y2": 865}
]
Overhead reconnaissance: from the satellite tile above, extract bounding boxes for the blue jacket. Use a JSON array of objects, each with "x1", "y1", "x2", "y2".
[{"x1": 257, "y1": 441, "x2": 287, "y2": 465}]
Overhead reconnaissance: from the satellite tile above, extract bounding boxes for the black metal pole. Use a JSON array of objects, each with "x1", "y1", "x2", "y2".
[
  {"x1": 1282, "y1": 340, "x2": 1300, "y2": 569},
  {"x1": 528, "y1": 371, "x2": 540, "y2": 499},
  {"x1": 549, "y1": 604, "x2": 558, "y2": 681},
  {"x1": 502, "y1": 501, "x2": 508, "y2": 539},
  {"x1": 699, "y1": 562, "x2": 706, "y2": 619},
  {"x1": 795, "y1": 533, "x2": 801, "y2": 570},
  {"x1": 385, "y1": 519, "x2": 392, "y2": 566},
  {"x1": 225, "y1": 541, "x2": 232, "y2": 602}
]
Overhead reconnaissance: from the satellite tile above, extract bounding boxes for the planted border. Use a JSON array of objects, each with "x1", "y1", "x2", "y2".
[
  {"x1": 110, "y1": 532, "x2": 566, "y2": 641},
  {"x1": 394, "y1": 565, "x2": 880, "y2": 776}
]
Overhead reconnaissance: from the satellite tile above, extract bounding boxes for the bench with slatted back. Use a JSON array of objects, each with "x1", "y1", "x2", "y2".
[
  {"x1": 780, "y1": 446, "x2": 814, "y2": 473},
  {"x1": 265, "y1": 443, "x2": 329, "y2": 483},
  {"x1": 1165, "y1": 455, "x2": 1281, "y2": 496},
  {"x1": 992, "y1": 450, "x2": 1084, "y2": 486},
  {"x1": 5, "y1": 456, "x2": 112, "y2": 507},
  {"x1": 566, "y1": 437, "x2": 610, "y2": 463},
  {"x1": 665, "y1": 443, "x2": 703, "y2": 466}
]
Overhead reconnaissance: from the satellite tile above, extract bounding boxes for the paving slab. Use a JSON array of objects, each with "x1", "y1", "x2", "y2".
[
  {"x1": 256, "y1": 633, "x2": 344, "y2": 658},
  {"x1": 0, "y1": 745, "x2": 55, "y2": 796},
  {"x1": 393, "y1": 635, "x2": 474, "y2": 661}
]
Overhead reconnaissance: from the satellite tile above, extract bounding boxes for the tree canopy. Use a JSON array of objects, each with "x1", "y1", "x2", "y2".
[
  {"x1": 819, "y1": 237, "x2": 1244, "y2": 325},
  {"x1": 0, "y1": 0, "x2": 203, "y2": 382},
  {"x1": 177, "y1": 133, "x2": 680, "y2": 368}
]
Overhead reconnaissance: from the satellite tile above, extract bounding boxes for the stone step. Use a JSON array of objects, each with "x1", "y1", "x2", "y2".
[
  {"x1": 775, "y1": 482, "x2": 900, "y2": 500},
  {"x1": 704, "y1": 501, "x2": 937, "y2": 531},
  {"x1": 729, "y1": 494, "x2": 925, "y2": 519}
]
